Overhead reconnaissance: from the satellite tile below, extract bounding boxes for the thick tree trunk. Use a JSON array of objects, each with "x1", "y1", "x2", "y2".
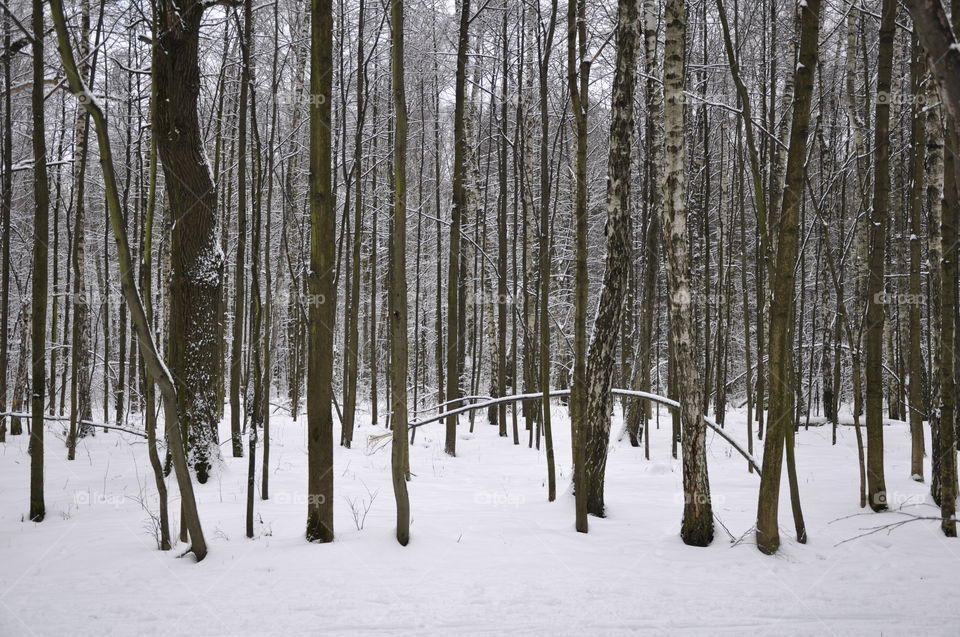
[
  {"x1": 904, "y1": 0, "x2": 960, "y2": 535},
  {"x1": 154, "y1": 0, "x2": 224, "y2": 484},
  {"x1": 51, "y1": 0, "x2": 208, "y2": 559}
]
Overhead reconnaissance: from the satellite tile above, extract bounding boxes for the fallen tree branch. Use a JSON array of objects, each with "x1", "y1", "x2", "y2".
[
  {"x1": 392, "y1": 388, "x2": 763, "y2": 475},
  {"x1": 832, "y1": 505, "x2": 953, "y2": 546},
  {"x1": 0, "y1": 411, "x2": 147, "y2": 438}
]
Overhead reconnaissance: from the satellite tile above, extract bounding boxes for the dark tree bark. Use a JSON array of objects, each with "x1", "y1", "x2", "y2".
[
  {"x1": 0, "y1": 18, "x2": 10, "y2": 445},
  {"x1": 756, "y1": 0, "x2": 821, "y2": 554},
  {"x1": 29, "y1": 0, "x2": 49, "y2": 523},
  {"x1": 231, "y1": 0, "x2": 251, "y2": 461},
  {"x1": 907, "y1": 33, "x2": 926, "y2": 482},
  {"x1": 537, "y1": 0, "x2": 558, "y2": 499},
  {"x1": 864, "y1": 0, "x2": 896, "y2": 512},
  {"x1": 153, "y1": 0, "x2": 225, "y2": 484},
  {"x1": 51, "y1": 0, "x2": 208, "y2": 559},
  {"x1": 306, "y1": 0, "x2": 335, "y2": 544},
  {"x1": 446, "y1": 0, "x2": 471, "y2": 457},
  {"x1": 342, "y1": 0, "x2": 365, "y2": 449},
  {"x1": 389, "y1": 0, "x2": 410, "y2": 546},
  {"x1": 567, "y1": 0, "x2": 590, "y2": 534}
]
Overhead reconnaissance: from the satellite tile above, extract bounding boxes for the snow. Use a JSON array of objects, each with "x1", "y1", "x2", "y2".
[{"x1": 1, "y1": 406, "x2": 957, "y2": 635}]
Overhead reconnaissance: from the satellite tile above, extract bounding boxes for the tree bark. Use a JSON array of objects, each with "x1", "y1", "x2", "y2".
[
  {"x1": 306, "y1": 0, "x2": 335, "y2": 544},
  {"x1": 583, "y1": 0, "x2": 640, "y2": 518},
  {"x1": 864, "y1": 0, "x2": 896, "y2": 512},
  {"x1": 446, "y1": 0, "x2": 471, "y2": 457},
  {"x1": 662, "y1": 0, "x2": 712, "y2": 547},
  {"x1": 389, "y1": 0, "x2": 411, "y2": 546},
  {"x1": 51, "y1": 0, "x2": 208, "y2": 559},
  {"x1": 153, "y1": 0, "x2": 225, "y2": 484},
  {"x1": 29, "y1": 0, "x2": 49, "y2": 523},
  {"x1": 756, "y1": 0, "x2": 821, "y2": 554}
]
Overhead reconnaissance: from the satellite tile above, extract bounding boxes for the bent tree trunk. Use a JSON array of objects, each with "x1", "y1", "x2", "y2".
[
  {"x1": 50, "y1": 0, "x2": 208, "y2": 560},
  {"x1": 583, "y1": 0, "x2": 639, "y2": 518}
]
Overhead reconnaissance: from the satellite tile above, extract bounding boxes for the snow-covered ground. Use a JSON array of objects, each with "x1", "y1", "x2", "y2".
[{"x1": 1, "y1": 404, "x2": 957, "y2": 635}]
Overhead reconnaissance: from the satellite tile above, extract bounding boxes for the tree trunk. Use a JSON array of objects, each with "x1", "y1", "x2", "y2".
[
  {"x1": 305, "y1": 0, "x2": 335, "y2": 544},
  {"x1": 662, "y1": 0, "x2": 712, "y2": 547},
  {"x1": 756, "y1": 0, "x2": 821, "y2": 554},
  {"x1": 907, "y1": 33, "x2": 926, "y2": 482},
  {"x1": 65, "y1": 0, "x2": 93, "y2": 460},
  {"x1": 29, "y1": 0, "x2": 49, "y2": 523},
  {"x1": 0, "y1": 18, "x2": 10, "y2": 444},
  {"x1": 445, "y1": 0, "x2": 471, "y2": 457},
  {"x1": 582, "y1": 0, "x2": 639, "y2": 519},
  {"x1": 154, "y1": 0, "x2": 225, "y2": 484},
  {"x1": 864, "y1": 0, "x2": 896, "y2": 512},
  {"x1": 51, "y1": 0, "x2": 208, "y2": 559},
  {"x1": 389, "y1": 0, "x2": 411, "y2": 546},
  {"x1": 538, "y1": 0, "x2": 558, "y2": 498}
]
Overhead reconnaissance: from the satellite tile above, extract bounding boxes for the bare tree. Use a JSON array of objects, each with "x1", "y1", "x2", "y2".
[
  {"x1": 756, "y1": 0, "x2": 822, "y2": 554},
  {"x1": 306, "y1": 0, "x2": 335, "y2": 544},
  {"x1": 389, "y1": 0, "x2": 410, "y2": 546}
]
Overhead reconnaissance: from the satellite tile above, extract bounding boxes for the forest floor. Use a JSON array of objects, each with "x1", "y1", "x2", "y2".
[{"x1": 0, "y1": 403, "x2": 957, "y2": 635}]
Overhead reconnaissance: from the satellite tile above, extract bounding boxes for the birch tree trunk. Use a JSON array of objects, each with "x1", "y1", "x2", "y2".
[
  {"x1": 662, "y1": 0, "x2": 712, "y2": 547},
  {"x1": 582, "y1": 0, "x2": 639, "y2": 519},
  {"x1": 66, "y1": 0, "x2": 93, "y2": 460}
]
